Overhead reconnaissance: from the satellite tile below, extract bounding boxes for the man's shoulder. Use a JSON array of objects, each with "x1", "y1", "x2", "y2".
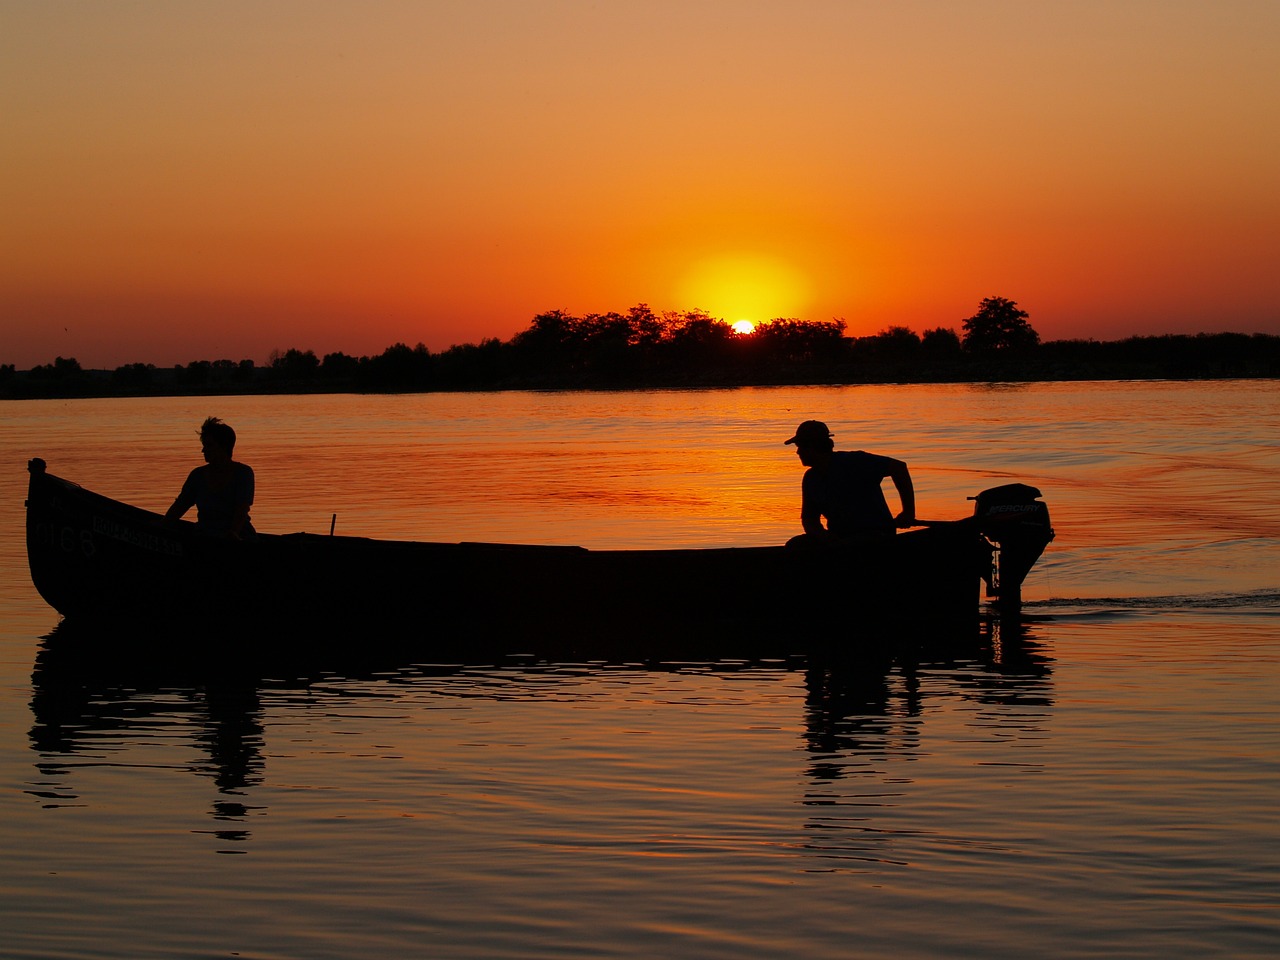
[
  {"x1": 839, "y1": 449, "x2": 895, "y2": 464},
  {"x1": 832, "y1": 450, "x2": 896, "y2": 476},
  {"x1": 834, "y1": 449, "x2": 879, "y2": 466}
]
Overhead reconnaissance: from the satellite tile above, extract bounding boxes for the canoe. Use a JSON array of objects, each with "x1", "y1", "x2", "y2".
[{"x1": 24, "y1": 458, "x2": 1053, "y2": 656}]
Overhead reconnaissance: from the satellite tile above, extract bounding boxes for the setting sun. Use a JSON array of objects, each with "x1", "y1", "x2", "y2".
[
  {"x1": 677, "y1": 254, "x2": 811, "y2": 329},
  {"x1": 730, "y1": 319, "x2": 756, "y2": 335}
]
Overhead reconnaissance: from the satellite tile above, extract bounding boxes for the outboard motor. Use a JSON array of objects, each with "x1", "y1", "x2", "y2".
[{"x1": 971, "y1": 483, "x2": 1054, "y2": 608}]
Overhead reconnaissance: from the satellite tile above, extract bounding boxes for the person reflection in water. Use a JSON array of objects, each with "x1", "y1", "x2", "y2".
[
  {"x1": 165, "y1": 417, "x2": 256, "y2": 539},
  {"x1": 784, "y1": 419, "x2": 915, "y2": 547}
]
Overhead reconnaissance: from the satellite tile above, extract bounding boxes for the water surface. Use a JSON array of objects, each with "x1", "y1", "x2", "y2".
[{"x1": 2, "y1": 381, "x2": 1277, "y2": 959}]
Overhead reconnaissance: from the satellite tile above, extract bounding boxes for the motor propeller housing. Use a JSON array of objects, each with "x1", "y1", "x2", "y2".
[{"x1": 970, "y1": 483, "x2": 1055, "y2": 607}]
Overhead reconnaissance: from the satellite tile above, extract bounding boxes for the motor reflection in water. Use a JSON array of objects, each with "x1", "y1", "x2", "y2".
[{"x1": 799, "y1": 615, "x2": 1054, "y2": 868}]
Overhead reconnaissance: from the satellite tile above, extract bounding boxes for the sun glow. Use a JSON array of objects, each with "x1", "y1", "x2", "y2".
[
  {"x1": 730, "y1": 319, "x2": 756, "y2": 335},
  {"x1": 677, "y1": 254, "x2": 811, "y2": 327}
]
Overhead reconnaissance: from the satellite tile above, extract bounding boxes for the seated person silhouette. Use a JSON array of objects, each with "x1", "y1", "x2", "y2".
[
  {"x1": 784, "y1": 420, "x2": 915, "y2": 546},
  {"x1": 165, "y1": 416, "x2": 256, "y2": 539}
]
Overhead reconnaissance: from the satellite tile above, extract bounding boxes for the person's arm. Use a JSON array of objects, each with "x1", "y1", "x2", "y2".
[
  {"x1": 228, "y1": 504, "x2": 251, "y2": 539},
  {"x1": 800, "y1": 469, "x2": 828, "y2": 535},
  {"x1": 164, "y1": 471, "x2": 197, "y2": 521},
  {"x1": 887, "y1": 458, "x2": 916, "y2": 527},
  {"x1": 228, "y1": 465, "x2": 254, "y2": 539}
]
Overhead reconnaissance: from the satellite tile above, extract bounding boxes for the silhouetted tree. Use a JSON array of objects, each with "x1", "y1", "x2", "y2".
[
  {"x1": 664, "y1": 310, "x2": 731, "y2": 359},
  {"x1": 176, "y1": 360, "x2": 214, "y2": 386},
  {"x1": 320, "y1": 351, "x2": 360, "y2": 382},
  {"x1": 113, "y1": 362, "x2": 156, "y2": 390},
  {"x1": 362, "y1": 342, "x2": 432, "y2": 390},
  {"x1": 921, "y1": 327, "x2": 962, "y2": 358},
  {"x1": 268, "y1": 348, "x2": 320, "y2": 381},
  {"x1": 510, "y1": 309, "x2": 586, "y2": 380},
  {"x1": 513, "y1": 310, "x2": 579, "y2": 354},
  {"x1": 435, "y1": 337, "x2": 510, "y2": 387},
  {"x1": 29, "y1": 356, "x2": 83, "y2": 379},
  {"x1": 755, "y1": 318, "x2": 848, "y2": 365},
  {"x1": 961, "y1": 297, "x2": 1040, "y2": 354},
  {"x1": 869, "y1": 326, "x2": 922, "y2": 360},
  {"x1": 624, "y1": 303, "x2": 664, "y2": 349}
]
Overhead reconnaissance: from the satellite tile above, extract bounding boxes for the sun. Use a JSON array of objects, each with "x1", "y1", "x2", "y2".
[
  {"x1": 730, "y1": 319, "x2": 756, "y2": 335},
  {"x1": 676, "y1": 254, "x2": 811, "y2": 327}
]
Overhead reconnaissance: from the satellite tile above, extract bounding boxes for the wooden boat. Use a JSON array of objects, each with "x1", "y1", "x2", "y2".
[{"x1": 24, "y1": 458, "x2": 1053, "y2": 656}]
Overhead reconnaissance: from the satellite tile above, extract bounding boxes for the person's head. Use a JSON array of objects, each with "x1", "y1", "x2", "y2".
[
  {"x1": 199, "y1": 416, "x2": 236, "y2": 462},
  {"x1": 784, "y1": 420, "x2": 834, "y2": 467}
]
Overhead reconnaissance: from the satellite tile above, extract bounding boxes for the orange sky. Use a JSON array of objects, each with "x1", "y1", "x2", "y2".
[{"x1": 3, "y1": 1, "x2": 1278, "y2": 369}]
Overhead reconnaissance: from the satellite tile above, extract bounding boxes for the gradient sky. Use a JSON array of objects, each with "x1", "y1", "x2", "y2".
[{"x1": 3, "y1": 0, "x2": 1278, "y2": 369}]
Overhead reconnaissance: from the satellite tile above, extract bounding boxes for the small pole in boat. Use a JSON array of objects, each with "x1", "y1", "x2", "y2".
[{"x1": 330, "y1": 513, "x2": 337, "y2": 536}]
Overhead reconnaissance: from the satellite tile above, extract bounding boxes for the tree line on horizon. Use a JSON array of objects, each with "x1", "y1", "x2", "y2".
[{"x1": 4, "y1": 298, "x2": 1278, "y2": 398}]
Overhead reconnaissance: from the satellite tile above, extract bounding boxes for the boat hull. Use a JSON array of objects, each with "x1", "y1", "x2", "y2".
[{"x1": 25, "y1": 459, "x2": 997, "y2": 657}]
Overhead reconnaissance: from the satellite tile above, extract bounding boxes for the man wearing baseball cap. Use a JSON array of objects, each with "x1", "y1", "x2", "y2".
[{"x1": 784, "y1": 420, "x2": 915, "y2": 544}]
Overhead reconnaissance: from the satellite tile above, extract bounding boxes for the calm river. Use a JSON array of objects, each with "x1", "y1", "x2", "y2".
[{"x1": 2, "y1": 381, "x2": 1278, "y2": 959}]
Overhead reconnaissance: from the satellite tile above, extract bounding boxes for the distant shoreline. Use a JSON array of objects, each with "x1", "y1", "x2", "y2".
[
  {"x1": 3, "y1": 368, "x2": 1276, "y2": 402},
  {"x1": 5, "y1": 329, "x2": 1278, "y2": 400}
]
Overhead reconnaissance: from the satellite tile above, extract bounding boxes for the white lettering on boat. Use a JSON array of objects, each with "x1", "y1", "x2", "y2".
[{"x1": 92, "y1": 516, "x2": 185, "y2": 558}]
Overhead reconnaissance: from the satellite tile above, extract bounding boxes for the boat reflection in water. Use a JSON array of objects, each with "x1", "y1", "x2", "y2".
[{"x1": 28, "y1": 613, "x2": 1053, "y2": 855}]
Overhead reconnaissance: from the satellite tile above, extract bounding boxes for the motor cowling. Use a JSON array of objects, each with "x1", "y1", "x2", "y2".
[{"x1": 970, "y1": 483, "x2": 1054, "y2": 607}]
